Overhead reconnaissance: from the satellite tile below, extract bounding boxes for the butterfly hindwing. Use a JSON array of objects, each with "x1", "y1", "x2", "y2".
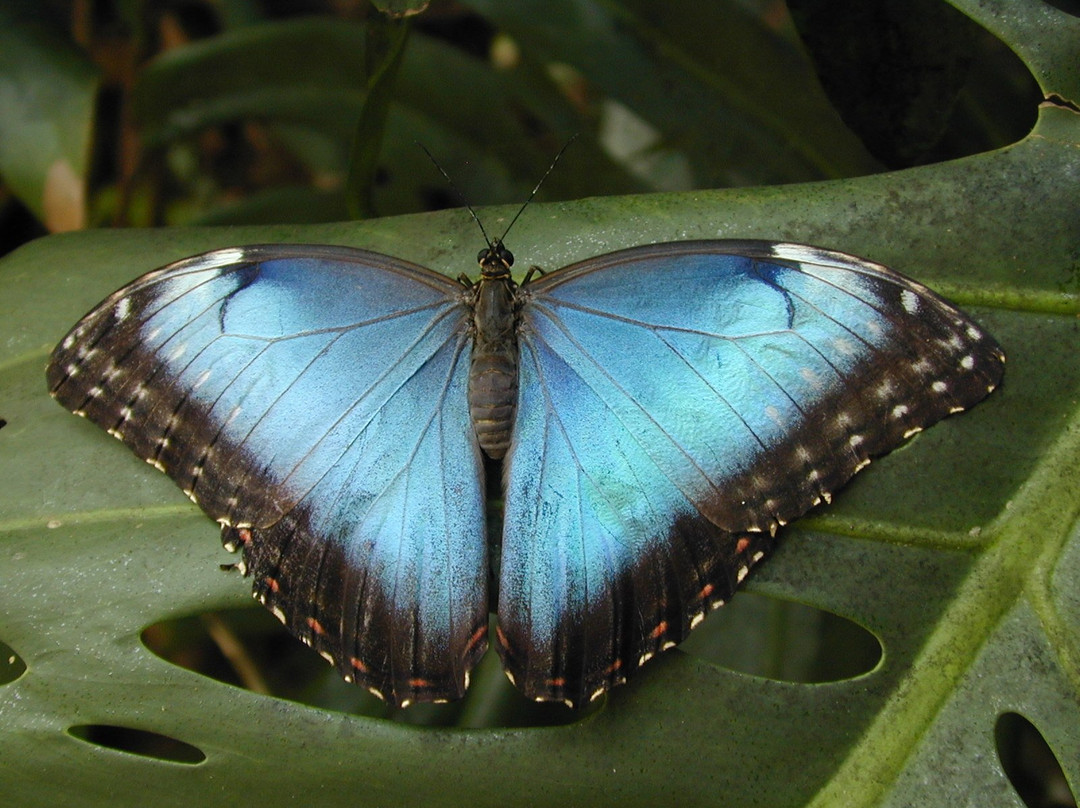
[
  {"x1": 48, "y1": 245, "x2": 489, "y2": 705},
  {"x1": 497, "y1": 241, "x2": 1004, "y2": 705}
]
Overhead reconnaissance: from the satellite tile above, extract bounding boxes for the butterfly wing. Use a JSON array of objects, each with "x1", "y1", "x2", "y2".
[
  {"x1": 48, "y1": 245, "x2": 488, "y2": 705},
  {"x1": 498, "y1": 240, "x2": 1004, "y2": 706}
]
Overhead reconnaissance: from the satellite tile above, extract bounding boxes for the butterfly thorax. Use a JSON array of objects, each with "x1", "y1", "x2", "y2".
[{"x1": 468, "y1": 240, "x2": 520, "y2": 459}]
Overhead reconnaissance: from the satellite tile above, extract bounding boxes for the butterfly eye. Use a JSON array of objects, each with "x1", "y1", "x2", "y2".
[{"x1": 477, "y1": 243, "x2": 514, "y2": 270}]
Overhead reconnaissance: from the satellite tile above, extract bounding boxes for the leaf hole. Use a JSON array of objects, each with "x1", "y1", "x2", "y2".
[
  {"x1": 678, "y1": 592, "x2": 882, "y2": 683},
  {"x1": 995, "y1": 712, "x2": 1076, "y2": 808},
  {"x1": 67, "y1": 724, "x2": 206, "y2": 765},
  {"x1": 142, "y1": 609, "x2": 591, "y2": 728},
  {"x1": 0, "y1": 640, "x2": 27, "y2": 685}
]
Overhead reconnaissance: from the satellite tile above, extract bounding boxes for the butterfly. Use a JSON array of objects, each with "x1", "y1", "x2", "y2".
[{"x1": 47, "y1": 236, "x2": 1004, "y2": 707}]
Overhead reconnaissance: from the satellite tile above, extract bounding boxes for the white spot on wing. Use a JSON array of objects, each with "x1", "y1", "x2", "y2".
[
  {"x1": 875, "y1": 379, "x2": 896, "y2": 399},
  {"x1": 187, "y1": 247, "x2": 246, "y2": 271},
  {"x1": 832, "y1": 337, "x2": 856, "y2": 356},
  {"x1": 901, "y1": 289, "x2": 920, "y2": 314}
]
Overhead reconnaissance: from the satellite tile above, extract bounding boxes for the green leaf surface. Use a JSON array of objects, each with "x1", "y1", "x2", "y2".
[{"x1": 2, "y1": 1, "x2": 1078, "y2": 807}]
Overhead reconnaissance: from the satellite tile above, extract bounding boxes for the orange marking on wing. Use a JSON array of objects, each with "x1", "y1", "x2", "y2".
[
  {"x1": 237, "y1": 527, "x2": 253, "y2": 544},
  {"x1": 698, "y1": 583, "x2": 714, "y2": 600},
  {"x1": 466, "y1": 624, "x2": 487, "y2": 651},
  {"x1": 349, "y1": 657, "x2": 369, "y2": 674},
  {"x1": 546, "y1": 677, "x2": 567, "y2": 687},
  {"x1": 736, "y1": 537, "x2": 751, "y2": 553},
  {"x1": 603, "y1": 659, "x2": 623, "y2": 676},
  {"x1": 649, "y1": 621, "x2": 669, "y2": 639},
  {"x1": 264, "y1": 576, "x2": 280, "y2": 593},
  {"x1": 408, "y1": 678, "x2": 433, "y2": 688},
  {"x1": 495, "y1": 625, "x2": 509, "y2": 647},
  {"x1": 306, "y1": 617, "x2": 327, "y2": 635}
]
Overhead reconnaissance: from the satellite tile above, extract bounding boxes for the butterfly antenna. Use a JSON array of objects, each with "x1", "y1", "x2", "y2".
[
  {"x1": 417, "y1": 142, "x2": 495, "y2": 248},
  {"x1": 496, "y1": 134, "x2": 578, "y2": 245}
]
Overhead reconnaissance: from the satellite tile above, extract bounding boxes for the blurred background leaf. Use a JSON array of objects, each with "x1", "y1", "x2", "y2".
[
  {"x1": 0, "y1": 0, "x2": 100, "y2": 234},
  {"x1": 0, "y1": 0, "x2": 1040, "y2": 243}
]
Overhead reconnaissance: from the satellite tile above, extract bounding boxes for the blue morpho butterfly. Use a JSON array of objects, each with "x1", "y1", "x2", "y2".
[{"x1": 47, "y1": 201, "x2": 1004, "y2": 708}]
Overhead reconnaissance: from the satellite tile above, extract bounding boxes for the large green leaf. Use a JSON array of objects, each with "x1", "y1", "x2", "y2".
[{"x1": 1, "y1": 2, "x2": 1078, "y2": 807}]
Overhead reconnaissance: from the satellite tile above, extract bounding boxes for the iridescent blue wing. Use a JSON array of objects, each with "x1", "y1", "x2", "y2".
[
  {"x1": 498, "y1": 240, "x2": 1004, "y2": 706},
  {"x1": 48, "y1": 245, "x2": 488, "y2": 706}
]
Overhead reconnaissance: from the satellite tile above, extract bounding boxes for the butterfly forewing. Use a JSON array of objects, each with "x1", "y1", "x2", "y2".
[
  {"x1": 48, "y1": 245, "x2": 489, "y2": 705},
  {"x1": 496, "y1": 241, "x2": 1003, "y2": 705}
]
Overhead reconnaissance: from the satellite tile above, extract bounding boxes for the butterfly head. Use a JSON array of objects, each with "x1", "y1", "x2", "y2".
[{"x1": 478, "y1": 239, "x2": 515, "y2": 279}]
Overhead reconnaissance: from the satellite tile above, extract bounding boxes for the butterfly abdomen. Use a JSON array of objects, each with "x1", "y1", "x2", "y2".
[
  {"x1": 469, "y1": 352, "x2": 517, "y2": 459},
  {"x1": 468, "y1": 271, "x2": 519, "y2": 460}
]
